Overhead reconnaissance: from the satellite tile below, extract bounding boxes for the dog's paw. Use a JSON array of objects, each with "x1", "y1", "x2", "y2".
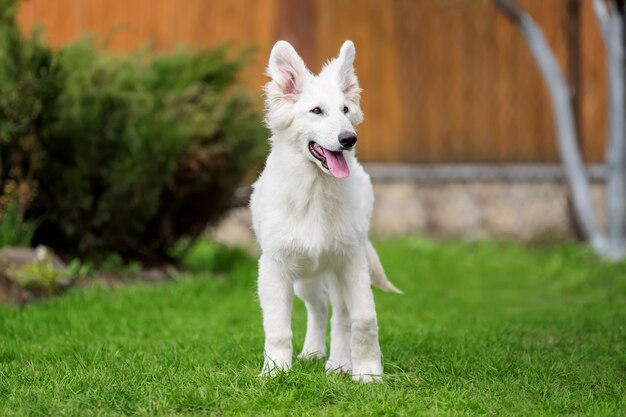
[
  {"x1": 325, "y1": 359, "x2": 352, "y2": 375},
  {"x1": 259, "y1": 356, "x2": 291, "y2": 378},
  {"x1": 352, "y1": 372, "x2": 382, "y2": 383},
  {"x1": 298, "y1": 348, "x2": 326, "y2": 360},
  {"x1": 259, "y1": 368, "x2": 287, "y2": 379},
  {"x1": 351, "y1": 361, "x2": 383, "y2": 383}
]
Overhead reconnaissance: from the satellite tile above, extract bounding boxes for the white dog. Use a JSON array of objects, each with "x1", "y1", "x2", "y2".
[{"x1": 250, "y1": 40, "x2": 400, "y2": 383}]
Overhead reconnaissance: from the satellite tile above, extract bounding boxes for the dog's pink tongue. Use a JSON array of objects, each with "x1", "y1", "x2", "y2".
[{"x1": 324, "y1": 149, "x2": 350, "y2": 178}]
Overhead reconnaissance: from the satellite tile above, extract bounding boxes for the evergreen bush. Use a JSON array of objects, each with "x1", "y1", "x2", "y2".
[
  {"x1": 0, "y1": 0, "x2": 60, "y2": 248},
  {"x1": 0, "y1": 1, "x2": 266, "y2": 261}
]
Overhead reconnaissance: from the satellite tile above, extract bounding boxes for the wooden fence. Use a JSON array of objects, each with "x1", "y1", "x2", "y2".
[{"x1": 17, "y1": 0, "x2": 608, "y2": 163}]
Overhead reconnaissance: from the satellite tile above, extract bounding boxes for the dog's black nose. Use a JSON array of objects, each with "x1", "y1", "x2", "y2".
[{"x1": 338, "y1": 132, "x2": 357, "y2": 149}]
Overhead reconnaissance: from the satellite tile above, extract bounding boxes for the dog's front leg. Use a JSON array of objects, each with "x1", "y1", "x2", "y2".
[
  {"x1": 258, "y1": 255, "x2": 294, "y2": 376},
  {"x1": 342, "y1": 258, "x2": 383, "y2": 383}
]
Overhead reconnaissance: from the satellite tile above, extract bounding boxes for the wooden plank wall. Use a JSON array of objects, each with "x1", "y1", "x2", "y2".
[{"x1": 17, "y1": 0, "x2": 608, "y2": 163}]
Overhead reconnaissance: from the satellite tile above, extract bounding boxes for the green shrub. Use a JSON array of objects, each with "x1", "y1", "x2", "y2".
[
  {"x1": 0, "y1": 0, "x2": 60, "y2": 248},
  {"x1": 1, "y1": 1, "x2": 267, "y2": 261},
  {"x1": 0, "y1": 0, "x2": 60, "y2": 146},
  {"x1": 0, "y1": 196, "x2": 38, "y2": 247},
  {"x1": 30, "y1": 40, "x2": 266, "y2": 261}
]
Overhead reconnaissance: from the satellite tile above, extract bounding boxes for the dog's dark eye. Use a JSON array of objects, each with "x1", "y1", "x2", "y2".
[
  {"x1": 343, "y1": 106, "x2": 349, "y2": 114},
  {"x1": 310, "y1": 107, "x2": 323, "y2": 115}
]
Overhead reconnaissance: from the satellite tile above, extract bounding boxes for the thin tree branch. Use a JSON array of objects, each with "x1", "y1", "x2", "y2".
[
  {"x1": 493, "y1": 0, "x2": 608, "y2": 254},
  {"x1": 493, "y1": 0, "x2": 523, "y2": 25},
  {"x1": 593, "y1": 0, "x2": 611, "y2": 40},
  {"x1": 593, "y1": 0, "x2": 626, "y2": 259}
]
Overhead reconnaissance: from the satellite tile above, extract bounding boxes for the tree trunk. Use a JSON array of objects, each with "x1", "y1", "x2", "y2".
[
  {"x1": 494, "y1": 0, "x2": 608, "y2": 255},
  {"x1": 593, "y1": 0, "x2": 626, "y2": 259}
]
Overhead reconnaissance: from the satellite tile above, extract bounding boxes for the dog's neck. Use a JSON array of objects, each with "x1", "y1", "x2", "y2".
[{"x1": 266, "y1": 134, "x2": 355, "y2": 214}]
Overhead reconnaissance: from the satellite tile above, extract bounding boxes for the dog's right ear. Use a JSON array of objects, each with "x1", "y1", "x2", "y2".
[{"x1": 267, "y1": 41, "x2": 309, "y2": 99}]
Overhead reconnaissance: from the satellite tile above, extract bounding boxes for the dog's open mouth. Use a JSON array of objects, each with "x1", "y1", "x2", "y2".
[{"x1": 308, "y1": 142, "x2": 350, "y2": 178}]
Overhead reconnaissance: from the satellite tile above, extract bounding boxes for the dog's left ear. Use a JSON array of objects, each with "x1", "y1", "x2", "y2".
[{"x1": 336, "y1": 41, "x2": 360, "y2": 99}]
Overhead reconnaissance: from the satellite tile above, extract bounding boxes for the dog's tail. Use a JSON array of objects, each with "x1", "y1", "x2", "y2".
[{"x1": 366, "y1": 240, "x2": 403, "y2": 294}]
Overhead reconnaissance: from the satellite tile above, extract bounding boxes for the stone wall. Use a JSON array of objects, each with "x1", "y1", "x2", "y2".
[{"x1": 370, "y1": 180, "x2": 605, "y2": 242}]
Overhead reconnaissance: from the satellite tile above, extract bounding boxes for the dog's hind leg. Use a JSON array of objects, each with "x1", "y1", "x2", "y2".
[
  {"x1": 258, "y1": 255, "x2": 294, "y2": 376},
  {"x1": 294, "y1": 278, "x2": 328, "y2": 359},
  {"x1": 325, "y1": 275, "x2": 353, "y2": 375}
]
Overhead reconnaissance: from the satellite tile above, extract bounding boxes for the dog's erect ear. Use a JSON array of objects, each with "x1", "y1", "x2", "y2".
[
  {"x1": 336, "y1": 41, "x2": 359, "y2": 97},
  {"x1": 267, "y1": 41, "x2": 309, "y2": 98}
]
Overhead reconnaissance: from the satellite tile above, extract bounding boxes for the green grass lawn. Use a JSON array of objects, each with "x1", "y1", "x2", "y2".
[{"x1": 1, "y1": 238, "x2": 625, "y2": 416}]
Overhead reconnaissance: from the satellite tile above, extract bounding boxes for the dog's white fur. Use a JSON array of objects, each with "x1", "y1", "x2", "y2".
[{"x1": 250, "y1": 40, "x2": 400, "y2": 383}]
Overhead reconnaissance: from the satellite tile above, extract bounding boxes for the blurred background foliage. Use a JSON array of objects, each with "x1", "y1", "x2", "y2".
[{"x1": 0, "y1": 0, "x2": 267, "y2": 263}]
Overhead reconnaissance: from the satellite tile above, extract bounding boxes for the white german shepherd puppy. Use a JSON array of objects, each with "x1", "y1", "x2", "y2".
[{"x1": 250, "y1": 40, "x2": 400, "y2": 383}]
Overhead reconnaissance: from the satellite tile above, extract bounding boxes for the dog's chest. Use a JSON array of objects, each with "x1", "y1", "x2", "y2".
[
  {"x1": 268, "y1": 183, "x2": 363, "y2": 271},
  {"x1": 286, "y1": 190, "x2": 356, "y2": 248},
  {"x1": 277, "y1": 214, "x2": 353, "y2": 277}
]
